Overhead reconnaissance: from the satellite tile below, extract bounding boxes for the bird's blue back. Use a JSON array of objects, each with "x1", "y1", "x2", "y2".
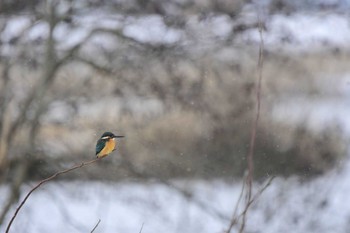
[{"x1": 95, "y1": 139, "x2": 106, "y2": 155}]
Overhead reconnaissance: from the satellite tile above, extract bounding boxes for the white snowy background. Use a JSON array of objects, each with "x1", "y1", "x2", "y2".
[{"x1": 1, "y1": 1, "x2": 350, "y2": 232}]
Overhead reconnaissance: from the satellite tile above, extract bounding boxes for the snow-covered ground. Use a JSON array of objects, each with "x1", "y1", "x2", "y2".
[
  {"x1": 2, "y1": 85, "x2": 350, "y2": 233},
  {"x1": 1, "y1": 2, "x2": 350, "y2": 233},
  {"x1": 1, "y1": 162, "x2": 350, "y2": 233}
]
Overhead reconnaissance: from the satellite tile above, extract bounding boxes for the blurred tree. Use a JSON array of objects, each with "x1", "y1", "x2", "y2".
[{"x1": 0, "y1": 0, "x2": 347, "y2": 227}]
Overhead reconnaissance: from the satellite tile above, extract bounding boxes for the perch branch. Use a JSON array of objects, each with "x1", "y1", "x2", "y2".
[{"x1": 5, "y1": 157, "x2": 102, "y2": 233}]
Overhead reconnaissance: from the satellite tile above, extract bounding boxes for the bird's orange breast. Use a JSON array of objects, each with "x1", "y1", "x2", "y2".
[{"x1": 97, "y1": 139, "x2": 116, "y2": 158}]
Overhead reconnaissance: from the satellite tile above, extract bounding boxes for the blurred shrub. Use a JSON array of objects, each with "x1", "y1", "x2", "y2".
[{"x1": 1, "y1": 33, "x2": 348, "y2": 181}]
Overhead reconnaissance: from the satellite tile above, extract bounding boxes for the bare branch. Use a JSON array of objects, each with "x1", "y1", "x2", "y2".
[
  {"x1": 139, "y1": 222, "x2": 145, "y2": 233},
  {"x1": 237, "y1": 13, "x2": 265, "y2": 233},
  {"x1": 0, "y1": 160, "x2": 29, "y2": 225},
  {"x1": 226, "y1": 176, "x2": 274, "y2": 232},
  {"x1": 90, "y1": 219, "x2": 101, "y2": 233},
  {"x1": 238, "y1": 13, "x2": 265, "y2": 233},
  {"x1": 246, "y1": 14, "x2": 264, "y2": 202},
  {"x1": 0, "y1": 60, "x2": 12, "y2": 168},
  {"x1": 225, "y1": 174, "x2": 247, "y2": 233},
  {"x1": 5, "y1": 157, "x2": 102, "y2": 233},
  {"x1": 225, "y1": 12, "x2": 266, "y2": 233},
  {"x1": 6, "y1": 0, "x2": 60, "y2": 146},
  {"x1": 74, "y1": 56, "x2": 114, "y2": 74}
]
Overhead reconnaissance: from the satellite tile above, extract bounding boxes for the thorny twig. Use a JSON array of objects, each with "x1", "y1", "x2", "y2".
[{"x1": 5, "y1": 157, "x2": 102, "y2": 233}]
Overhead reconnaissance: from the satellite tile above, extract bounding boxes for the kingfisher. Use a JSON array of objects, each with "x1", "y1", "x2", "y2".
[{"x1": 95, "y1": 132, "x2": 124, "y2": 158}]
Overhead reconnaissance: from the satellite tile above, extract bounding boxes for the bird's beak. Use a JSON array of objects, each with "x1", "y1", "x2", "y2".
[{"x1": 113, "y1": 135, "x2": 124, "y2": 138}]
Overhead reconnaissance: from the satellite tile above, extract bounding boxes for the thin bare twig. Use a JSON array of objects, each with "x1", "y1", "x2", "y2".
[
  {"x1": 0, "y1": 160, "x2": 28, "y2": 225},
  {"x1": 227, "y1": 176, "x2": 274, "y2": 232},
  {"x1": 90, "y1": 219, "x2": 101, "y2": 233},
  {"x1": 226, "y1": 13, "x2": 266, "y2": 233},
  {"x1": 242, "y1": 176, "x2": 274, "y2": 217},
  {"x1": 139, "y1": 222, "x2": 145, "y2": 233},
  {"x1": 5, "y1": 157, "x2": 102, "y2": 233},
  {"x1": 233, "y1": 174, "x2": 246, "y2": 218},
  {"x1": 237, "y1": 13, "x2": 265, "y2": 233},
  {"x1": 225, "y1": 174, "x2": 247, "y2": 233},
  {"x1": 246, "y1": 13, "x2": 264, "y2": 204}
]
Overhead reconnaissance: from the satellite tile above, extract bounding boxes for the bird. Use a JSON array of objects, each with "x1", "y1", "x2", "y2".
[{"x1": 95, "y1": 132, "x2": 124, "y2": 158}]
